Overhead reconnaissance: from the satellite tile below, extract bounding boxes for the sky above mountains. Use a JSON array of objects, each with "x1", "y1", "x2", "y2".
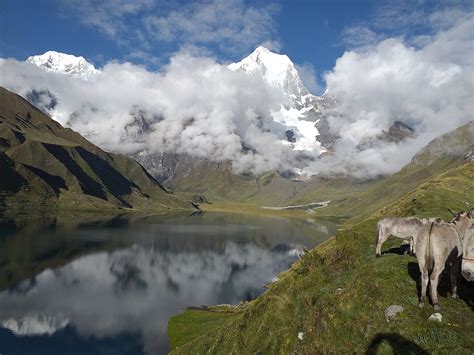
[
  {"x1": 0, "y1": 0, "x2": 473, "y2": 178},
  {"x1": 2, "y1": 0, "x2": 471, "y2": 92}
]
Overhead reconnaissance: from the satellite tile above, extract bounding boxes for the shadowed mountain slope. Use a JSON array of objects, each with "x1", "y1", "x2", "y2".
[{"x1": 0, "y1": 87, "x2": 190, "y2": 212}]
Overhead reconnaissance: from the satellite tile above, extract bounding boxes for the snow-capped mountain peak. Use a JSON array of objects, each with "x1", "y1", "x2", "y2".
[
  {"x1": 26, "y1": 51, "x2": 100, "y2": 80},
  {"x1": 228, "y1": 46, "x2": 310, "y2": 102},
  {"x1": 229, "y1": 46, "x2": 329, "y2": 154}
]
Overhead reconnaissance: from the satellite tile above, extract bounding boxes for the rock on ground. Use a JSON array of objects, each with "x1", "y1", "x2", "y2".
[
  {"x1": 384, "y1": 305, "x2": 405, "y2": 322},
  {"x1": 428, "y1": 313, "x2": 443, "y2": 322}
]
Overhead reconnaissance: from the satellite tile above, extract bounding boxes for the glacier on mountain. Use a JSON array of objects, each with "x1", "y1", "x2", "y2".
[
  {"x1": 26, "y1": 51, "x2": 100, "y2": 80},
  {"x1": 228, "y1": 46, "x2": 327, "y2": 153}
]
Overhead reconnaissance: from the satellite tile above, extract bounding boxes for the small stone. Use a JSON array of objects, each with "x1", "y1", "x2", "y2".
[
  {"x1": 384, "y1": 305, "x2": 404, "y2": 322},
  {"x1": 428, "y1": 313, "x2": 442, "y2": 322},
  {"x1": 297, "y1": 332, "x2": 304, "y2": 340}
]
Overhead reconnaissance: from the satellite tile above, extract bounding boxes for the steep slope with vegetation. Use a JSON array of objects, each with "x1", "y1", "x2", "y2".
[
  {"x1": 300, "y1": 121, "x2": 474, "y2": 221},
  {"x1": 0, "y1": 87, "x2": 189, "y2": 212},
  {"x1": 168, "y1": 161, "x2": 474, "y2": 354}
]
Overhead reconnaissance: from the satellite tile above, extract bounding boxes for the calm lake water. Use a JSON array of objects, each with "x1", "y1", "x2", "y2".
[{"x1": 0, "y1": 211, "x2": 338, "y2": 354}]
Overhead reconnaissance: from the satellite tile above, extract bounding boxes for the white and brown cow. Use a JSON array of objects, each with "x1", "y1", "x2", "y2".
[{"x1": 416, "y1": 209, "x2": 472, "y2": 310}]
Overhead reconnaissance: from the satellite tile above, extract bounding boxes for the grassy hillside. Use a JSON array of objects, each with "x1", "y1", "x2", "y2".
[
  {"x1": 295, "y1": 121, "x2": 473, "y2": 221},
  {"x1": 168, "y1": 159, "x2": 260, "y2": 202},
  {"x1": 168, "y1": 162, "x2": 474, "y2": 354},
  {"x1": 0, "y1": 87, "x2": 190, "y2": 212}
]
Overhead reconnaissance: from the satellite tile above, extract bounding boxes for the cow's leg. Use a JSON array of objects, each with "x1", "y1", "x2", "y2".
[
  {"x1": 418, "y1": 258, "x2": 429, "y2": 307},
  {"x1": 451, "y1": 258, "x2": 461, "y2": 299},
  {"x1": 375, "y1": 230, "x2": 388, "y2": 257},
  {"x1": 409, "y1": 238, "x2": 415, "y2": 256},
  {"x1": 430, "y1": 263, "x2": 443, "y2": 310}
]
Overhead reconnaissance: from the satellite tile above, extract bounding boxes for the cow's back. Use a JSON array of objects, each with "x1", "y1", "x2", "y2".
[{"x1": 384, "y1": 217, "x2": 422, "y2": 238}]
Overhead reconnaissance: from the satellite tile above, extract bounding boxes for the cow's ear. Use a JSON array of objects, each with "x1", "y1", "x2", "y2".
[{"x1": 447, "y1": 208, "x2": 457, "y2": 217}]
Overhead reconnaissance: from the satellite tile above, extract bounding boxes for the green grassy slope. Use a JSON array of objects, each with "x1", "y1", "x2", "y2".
[
  {"x1": 295, "y1": 121, "x2": 474, "y2": 221},
  {"x1": 168, "y1": 162, "x2": 474, "y2": 354},
  {"x1": 0, "y1": 87, "x2": 190, "y2": 212},
  {"x1": 168, "y1": 160, "x2": 260, "y2": 202},
  {"x1": 167, "y1": 161, "x2": 359, "y2": 207}
]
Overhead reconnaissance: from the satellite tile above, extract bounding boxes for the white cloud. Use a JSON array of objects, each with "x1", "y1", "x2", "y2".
[
  {"x1": 341, "y1": 25, "x2": 384, "y2": 48},
  {"x1": 316, "y1": 13, "x2": 474, "y2": 178},
  {"x1": 0, "y1": 49, "x2": 306, "y2": 175},
  {"x1": 144, "y1": 0, "x2": 280, "y2": 56},
  {"x1": 64, "y1": 0, "x2": 153, "y2": 46},
  {"x1": 342, "y1": 0, "x2": 472, "y2": 49},
  {"x1": 373, "y1": 0, "x2": 426, "y2": 31},
  {"x1": 63, "y1": 0, "x2": 280, "y2": 58},
  {"x1": 295, "y1": 62, "x2": 321, "y2": 95}
]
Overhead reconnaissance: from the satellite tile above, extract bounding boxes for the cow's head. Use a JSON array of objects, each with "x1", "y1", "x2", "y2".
[
  {"x1": 450, "y1": 209, "x2": 474, "y2": 281},
  {"x1": 461, "y1": 227, "x2": 474, "y2": 282},
  {"x1": 448, "y1": 208, "x2": 473, "y2": 222}
]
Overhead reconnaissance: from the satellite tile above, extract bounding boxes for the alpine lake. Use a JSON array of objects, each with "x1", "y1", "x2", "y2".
[{"x1": 0, "y1": 210, "x2": 339, "y2": 354}]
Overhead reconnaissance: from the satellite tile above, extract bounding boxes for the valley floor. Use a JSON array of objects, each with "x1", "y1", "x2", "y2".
[{"x1": 197, "y1": 202, "x2": 345, "y2": 223}]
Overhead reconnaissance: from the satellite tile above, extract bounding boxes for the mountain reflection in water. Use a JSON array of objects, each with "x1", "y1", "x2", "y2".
[{"x1": 0, "y1": 211, "x2": 337, "y2": 354}]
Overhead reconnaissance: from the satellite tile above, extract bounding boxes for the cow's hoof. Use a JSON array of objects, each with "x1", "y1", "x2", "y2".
[
  {"x1": 375, "y1": 254, "x2": 381, "y2": 258},
  {"x1": 434, "y1": 304, "x2": 441, "y2": 311},
  {"x1": 418, "y1": 302, "x2": 424, "y2": 308},
  {"x1": 452, "y1": 293, "x2": 458, "y2": 299}
]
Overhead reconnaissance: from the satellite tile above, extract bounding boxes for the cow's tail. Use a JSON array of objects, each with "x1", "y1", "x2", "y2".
[{"x1": 426, "y1": 222, "x2": 435, "y2": 273}]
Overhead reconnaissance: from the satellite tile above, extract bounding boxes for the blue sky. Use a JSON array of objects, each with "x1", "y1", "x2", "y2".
[{"x1": 1, "y1": 0, "x2": 471, "y2": 88}]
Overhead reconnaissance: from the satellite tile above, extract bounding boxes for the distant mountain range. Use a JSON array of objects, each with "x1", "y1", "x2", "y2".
[
  {"x1": 17, "y1": 47, "x2": 467, "y2": 207},
  {"x1": 0, "y1": 87, "x2": 190, "y2": 213},
  {"x1": 26, "y1": 47, "x2": 334, "y2": 152},
  {"x1": 23, "y1": 47, "x2": 340, "y2": 182}
]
